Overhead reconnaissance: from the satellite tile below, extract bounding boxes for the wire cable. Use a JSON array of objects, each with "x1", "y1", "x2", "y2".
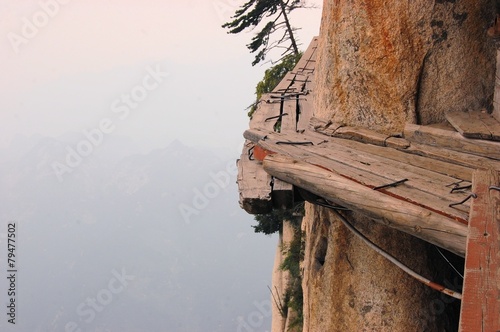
[{"x1": 330, "y1": 209, "x2": 462, "y2": 299}]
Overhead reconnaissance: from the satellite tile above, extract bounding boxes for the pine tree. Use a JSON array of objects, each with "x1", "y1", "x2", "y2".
[{"x1": 222, "y1": 0, "x2": 305, "y2": 66}]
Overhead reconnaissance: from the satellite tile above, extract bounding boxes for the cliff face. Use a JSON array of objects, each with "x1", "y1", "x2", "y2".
[
  {"x1": 314, "y1": 0, "x2": 495, "y2": 134},
  {"x1": 301, "y1": 206, "x2": 450, "y2": 331},
  {"x1": 291, "y1": 1, "x2": 495, "y2": 331}
]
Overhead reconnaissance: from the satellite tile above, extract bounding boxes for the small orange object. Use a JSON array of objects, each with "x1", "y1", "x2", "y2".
[{"x1": 253, "y1": 145, "x2": 275, "y2": 161}]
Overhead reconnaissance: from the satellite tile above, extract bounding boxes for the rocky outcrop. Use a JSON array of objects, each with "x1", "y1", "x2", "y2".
[{"x1": 314, "y1": 0, "x2": 496, "y2": 134}]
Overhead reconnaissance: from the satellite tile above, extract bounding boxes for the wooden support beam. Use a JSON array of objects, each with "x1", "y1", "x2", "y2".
[
  {"x1": 263, "y1": 153, "x2": 468, "y2": 256},
  {"x1": 459, "y1": 169, "x2": 500, "y2": 332},
  {"x1": 405, "y1": 124, "x2": 500, "y2": 160}
]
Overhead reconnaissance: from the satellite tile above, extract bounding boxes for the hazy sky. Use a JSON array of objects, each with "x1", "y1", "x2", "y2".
[
  {"x1": 0, "y1": 2, "x2": 323, "y2": 331},
  {"x1": 1, "y1": 0, "x2": 322, "y2": 151}
]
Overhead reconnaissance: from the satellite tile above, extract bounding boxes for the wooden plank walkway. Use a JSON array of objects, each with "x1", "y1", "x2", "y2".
[{"x1": 237, "y1": 37, "x2": 319, "y2": 213}]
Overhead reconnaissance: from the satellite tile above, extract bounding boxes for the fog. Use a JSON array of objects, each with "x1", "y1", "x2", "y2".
[{"x1": 0, "y1": 1, "x2": 321, "y2": 331}]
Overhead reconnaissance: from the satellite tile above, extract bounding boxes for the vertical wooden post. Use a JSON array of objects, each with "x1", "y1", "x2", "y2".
[{"x1": 459, "y1": 168, "x2": 500, "y2": 332}]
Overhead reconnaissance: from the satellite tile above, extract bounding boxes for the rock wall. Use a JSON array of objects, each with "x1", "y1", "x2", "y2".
[
  {"x1": 314, "y1": 0, "x2": 496, "y2": 134},
  {"x1": 301, "y1": 205, "x2": 458, "y2": 331},
  {"x1": 300, "y1": 2, "x2": 496, "y2": 329}
]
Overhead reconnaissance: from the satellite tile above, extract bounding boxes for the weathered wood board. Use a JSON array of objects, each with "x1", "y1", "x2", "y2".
[
  {"x1": 293, "y1": 36, "x2": 317, "y2": 73},
  {"x1": 273, "y1": 72, "x2": 299, "y2": 94},
  {"x1": 297, "y1": 90, "x2": 314, "y2": 133},
  {"x1": 402, "y1": 141, "x2": 500, "y2": 171},
  {"x1": 236, "y1": 141, "x2": 273, "y2": 214},
  {"x1": 335, "y1": 136, "x2": 474, "y2": 181},
  {"x1": 459, "y1": 169, "x2": 500, "y2": 332},
  {"x1": 310, "y1": 116, "x2": 410, "y2": 148},
  {"x1": 445, "y1": 110, "x2": 500, "y2": 141},
  {"x1": 250, "y1": 94, "x2": 281, "y2": 132},
  {"x1": 405, "y1": 124, "x2": 500, "y2": 160},
  {"x1": 249, "y1": 95, "x2": 294, "y2": 209},
  {"x1": 280, "y1": 99, "x2": 298, "y2": 133}
]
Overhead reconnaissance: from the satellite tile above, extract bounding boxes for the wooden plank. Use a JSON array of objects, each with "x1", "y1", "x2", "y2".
[
  {"x1": 334, "y1": 126, "x2": 409, "y2": 148},
  {"x1": 236, "y1": 141, "x2": 273, "y2": 214},
  {"x1": 244, "y1": 128, "x2": 326, "y2": 146},
  {"x1": 405, "y1": 124, "x2": 500, "y2": 160},
  {"x1": 311, "y1": 116, "x2": 410, "y2": 148},
  {"x1": 252, "y1": 129, "x2": 470, "y2": 224},
  {"x1": 271, "y1": 36, "x2": 317, "y2": 94},
  {"x1": 402, "y1": 142, "x2": 500, "y2": 172},
  {"x1": 445, "y1": 110, "x2": 490, "y2": 139},
  {"x1": 445, "y1": 110, "x2": 500, "y2": 141},
  {"x1": 263, "y1": 153, "x2": 467, "y2": 256},
  {"x1": 459, "y1": 169, "x2": 500, "y2": 332},
  {"x1": 280, "y1": 99, "x2": 297, "y2": 133},
  {"x1": 297, "y1": 88, "x2": 314, "y2": 133},
  {"x1": 284, "y1": 132, "x2": 469, "y2": 202},
  {"x1": 249, "y1": 94, "x2": 281, "y2": 132},
  {"x1": 307, "y1": 72, "x2": 315, "y2": 93},
  {"x1": 248, "y1": 94, "x2": 296, "y2": 209},
  {"x1": 477, "y1": 111, "x2": 500, "y2": 141},
  {"x1": 288, "y1": 72, "x2": 309, "y2": 90},
  {"x1": 291, "y1": 36, "x2": 318, "y2": 74},
  {"x1": 310, "y1": 116, "x2": 344, "y2": 135},
  {"x1": 273, "y1": 72, "x2": 297, "y2": 93},
  {"x1": 272, "y1": 178, "x2": 294, "y2": 210},
  {"x1": 333, "y1": 136, "x2": 474, "y2": 181}
]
